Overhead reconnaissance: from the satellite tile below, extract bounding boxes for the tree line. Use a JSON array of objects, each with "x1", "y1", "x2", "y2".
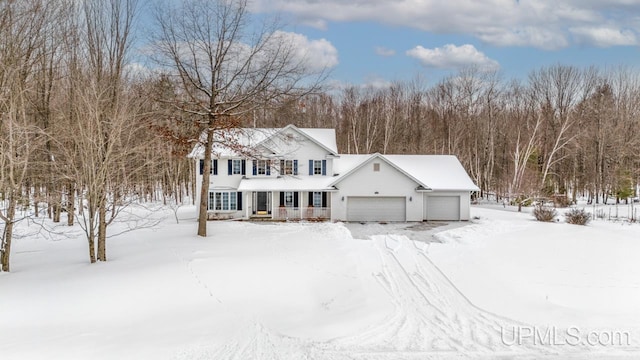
[
  {"x1": 255, "y1": 66, "x2": 640, "y2": 206},
  {"x1": 1, "y1": 0, "x2": 639, "y2": 272}
]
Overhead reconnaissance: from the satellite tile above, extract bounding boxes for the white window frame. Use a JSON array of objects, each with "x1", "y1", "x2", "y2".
[
  {"x1": 257, "y1": 160, "x2": 268, "y2": 175},
  {"x1": 281, "y1": 160, "x2": 293, "y2": 175},
  {"x1": 208, "y1": 191, "x2": 238, "y2": 211},
  {"x1": 313, "y1": 160, "x2": 322, "y2": 175},
  {"x1": 313, "y1": 192, "x2": 322, "y2": 207},
  {"x1": 284, "y1": 191, "x2": 294, "y2": 208},
  {"x1": 232, "y1": 159, "x2": 242, "y2": 175},
  {"x1": 208, "y1": 192, "x2": 215, "y2": 210}
]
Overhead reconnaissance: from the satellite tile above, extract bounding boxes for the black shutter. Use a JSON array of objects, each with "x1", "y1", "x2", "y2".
[
  {"x1": 322, "y1": 192, "x2": 327, "y2": 207},
  {"x1": 309, "y1": 160, "x2": 313, "y2": 175},
  {"x1": 322, "y1": 160, "x2": 326, "y2": 175},
  {"x1": 293, "y1": 160, "x2": 298, "y2": 175},
  {"x1": 241, "y1": 160, "x2": 246, "y2": 175},
  {"x1": 213, "y1": 160, "x2": 218, "y2": 175},
  {"x1": 252, "y1": 160, "x2": 257, "y2": 176},
  {"x1": 228, "y1": 159, "x2": 232, "y2": 175},
  {"x1": 280, "y1": 160, "x2": 284, "y2": 174},
  {"x1": 266, "y1": 161, "x2": 271, "y2": 176},
  {"x1": 199, "y1": 159, "x2": 204, "y2": 175},
  {"x1": 293, "y1": 192, "x2": 299, "y2": 208},
  {"x1": 308, "y1": 192, "x2": 313, "y2": 206},
  {"x1": 279, "y1": 192, "x2": 285, "y2": 206},
  {"x1": 237, "y1": 192, "x2": 242, "y2": 210}
]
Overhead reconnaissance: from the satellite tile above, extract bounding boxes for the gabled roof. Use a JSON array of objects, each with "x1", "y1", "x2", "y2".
[
  {"x1": 188, "y1": 125, "x2": 338, "y2": 158},
  {"x1": 331, "y1": 154, "x2": 479, "y2": 192},
  {"x1": 329, "y1": 153, "x2": 430, "y2": 189},
  {"x1": 254, "y1": 124, "x2": 338, "y2": 156}
]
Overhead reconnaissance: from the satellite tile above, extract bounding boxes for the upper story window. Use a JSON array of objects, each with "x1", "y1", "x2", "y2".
[
  {"x1": 280, "y1": 159, "x2": 298, "y2": 175},
  {"x1": 232, "y1": 160, "x2": 242, "y2": 174},
  {"x1": 373, "y1": 163, "x2": 380, "y2": 172},
  {"x1": 199, "y1": 159, "x2": 218, "y2": 175},
  {"x1": 308, "y1": 159, "x2": 326, "y2": 176},
  {"x1": 252, "y1": 160, "x2": 271, "y2": 176},
  {"x1": 228, "y1": 159, "x2": 246, "y2": 175},
  {"x1": 309, "y1": 160, "x2": 327, "y2": 175},
  {"x1": 257, "y1": 160, "x2": 267, "y2": 175}
]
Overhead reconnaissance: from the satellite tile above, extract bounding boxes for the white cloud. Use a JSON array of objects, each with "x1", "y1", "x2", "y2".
[
  {"x1": 476, "y1": 27, "x2": 569, "y2": 50},
  {"x1": 374, "y1": 46, "x2": 396, "y2": 57},
  {"x1": 406, "y1": 44, "x2": 499, "y2": 70},
  {"x1": 570, "y1": 26, "x2": 638, "y2": 47},
  {"x1": 250, "y1": 0, "x2": 640, "y2": 49},
  {"x1": 272, "y1": 31, "x2": 339, "y2": 71}
]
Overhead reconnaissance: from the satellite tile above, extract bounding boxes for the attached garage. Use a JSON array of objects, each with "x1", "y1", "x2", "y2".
[
  {"x1": 347, "y1": 196, "x2": 406, "y2": 222},
  {"x1": 425, "y1": 195, "x2": 460, "y2": 221}
]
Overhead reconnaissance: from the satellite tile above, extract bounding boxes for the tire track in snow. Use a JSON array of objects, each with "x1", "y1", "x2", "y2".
[
  {"x1": 192, "y1": 234, "x2": 635, "y2": 359},
  {"x1": 319, "y1": 235, "x2": 556, "y2": 358}
]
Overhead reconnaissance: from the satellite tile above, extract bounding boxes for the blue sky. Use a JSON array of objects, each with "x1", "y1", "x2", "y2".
[{"x1": 246, "y1": 0, "x2": 640, "y2": 87}]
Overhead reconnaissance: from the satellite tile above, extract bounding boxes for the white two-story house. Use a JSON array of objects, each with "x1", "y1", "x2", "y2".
[{"x1": 190, "y1": 124, "x2": 479, "y2": 222}]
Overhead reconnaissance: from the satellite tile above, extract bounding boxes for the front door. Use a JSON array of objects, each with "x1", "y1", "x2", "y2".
[{"x1": 256, "y1": 191, "x2": 269, "y2": 215}]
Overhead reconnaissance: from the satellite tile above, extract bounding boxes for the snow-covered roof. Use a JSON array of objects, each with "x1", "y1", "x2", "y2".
[
  {"x1": 188, "y1": 128, "x2": 279, "y2": 158},
  {"x1": 188, "y1": 126, "x2": 337, "y2": 158},
  {"x1": 331, "y1": 154, "x2": 369, "y2": 175},
  {"x1": 297, "y1": 127, "x2": 338, "y2": 154},
  {"x1": 384, "y1": 155, "x2": 479, "y2": 191},
  {"x1": 238, "y1": 176, "x2": 336, "y2": 192},
  {"x1": 331, "y1": 154, "x2": 479, "y2": 192},
  {"x1": 330, "y1": 153, "x2": 430, "y2": 189}
]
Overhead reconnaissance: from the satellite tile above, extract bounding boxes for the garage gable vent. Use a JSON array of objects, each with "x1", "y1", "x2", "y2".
[{"x1": 373, "y1": 163, "x2": 380, "y2": 172}]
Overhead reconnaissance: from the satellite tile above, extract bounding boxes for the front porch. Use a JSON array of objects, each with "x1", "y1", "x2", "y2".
[
  {"x1": 247, "y1": 190, "x2": 331, "y2": 221},
  {"x1": 272, "y1": 206, "x2": 331, "y2": 221}
]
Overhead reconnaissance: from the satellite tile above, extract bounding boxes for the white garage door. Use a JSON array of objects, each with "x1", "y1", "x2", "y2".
[
  {"x1": 425, "y1": 196, "x2": 460, "y2": 221},
  {"x1": 347, "y1": 197, "x2": 406, "y2": 222}
]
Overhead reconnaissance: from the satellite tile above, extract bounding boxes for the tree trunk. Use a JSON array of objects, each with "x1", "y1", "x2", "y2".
[
  {"x1": 88, "y1": 235, "x2": 96, "y2": 264},
  {"x1": 53, "y1": 186, "x2": 61, "y2": 223},
  {"x1": 88, "y1": 200, "x2": 97, "y2": 263},
  {"x1": 97, "y1": 200, "x2": 107, "y2": 262},
  {"x1": 67, "y1": 183, "x2": 75, "y2": 226},
  {"x1": 1, "y1": 191, "x2": 17, "y2": 272},
  {"x1": 197, "y1": 127, "x2": 215, "y2": 237}
]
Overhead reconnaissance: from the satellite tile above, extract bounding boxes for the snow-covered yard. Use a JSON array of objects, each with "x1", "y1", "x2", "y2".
[{"x1": 2, "y1": 205, "x2": 640, "y2": 359}]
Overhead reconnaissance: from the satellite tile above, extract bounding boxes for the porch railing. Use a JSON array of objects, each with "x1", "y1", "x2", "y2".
[{"x1": 273, "y1": 207, "x2": 330, "y2": 220}]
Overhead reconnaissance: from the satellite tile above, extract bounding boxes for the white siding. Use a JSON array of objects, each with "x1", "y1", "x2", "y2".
[
  {"x1": 330, "y1": 159, "x2": 423, "y2": 222},
  {"x1": 193, "y1": 127, "x2": 336, "y2": 216},
  {"x1": 257, "y1": 128, "x2": 335, "y2": 176}
]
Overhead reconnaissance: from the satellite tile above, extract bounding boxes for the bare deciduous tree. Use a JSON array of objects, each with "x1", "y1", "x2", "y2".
[{"x1": 153, "y1": 0, "x2": 326, "y2": 236}]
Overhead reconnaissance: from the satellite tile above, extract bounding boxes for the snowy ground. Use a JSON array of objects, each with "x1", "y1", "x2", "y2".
[{"x1": 2, "y1": 204, "x2": 640, "y2": 359}]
